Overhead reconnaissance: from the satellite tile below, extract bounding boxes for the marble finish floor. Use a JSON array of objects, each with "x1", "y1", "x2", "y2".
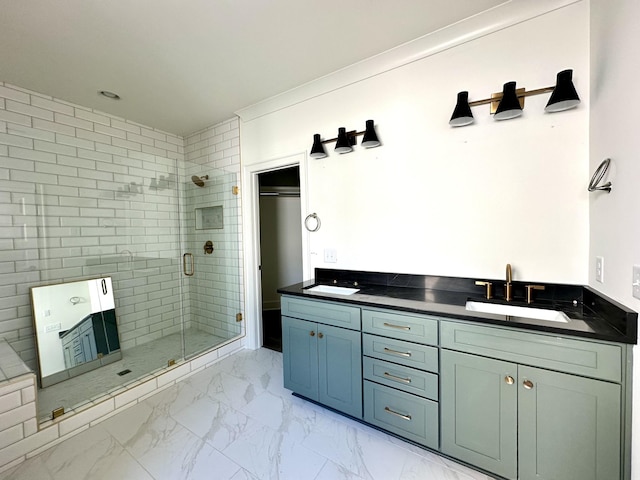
[
  {"x1": 37, "y1": 329, "x2": 230, "y2": 421},
  {"x1": 6, "y1": 348, "x2": 494, "y2": 480}
]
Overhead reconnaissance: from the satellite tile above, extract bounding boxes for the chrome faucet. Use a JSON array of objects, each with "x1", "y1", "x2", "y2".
[{"x1": 505, "y1": 263, "x2": 513, "y2": 301}]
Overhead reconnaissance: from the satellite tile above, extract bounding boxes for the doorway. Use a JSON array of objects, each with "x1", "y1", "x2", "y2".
[{"x1": 258, "y1": 166, "x2": 303, "y2": 351}]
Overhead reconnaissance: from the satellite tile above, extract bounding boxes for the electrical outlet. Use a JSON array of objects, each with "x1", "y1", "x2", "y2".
[
  {"x1": 45, "y1": 323, "x2": 61, "y2": 333},
  {"x1": 633, "y1": 265, "x2": 640, "y2": 300},
  {"x1": 595, "y1": 256, "x2": 604, "y2": 283},
  {"x1": 324, "y1": 248, "x2": 337, "y2": 263}
]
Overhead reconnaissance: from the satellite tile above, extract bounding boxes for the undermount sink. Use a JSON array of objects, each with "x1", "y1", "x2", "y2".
[
  {"x1": 465, "y1": 301, "x2": 570, "y2": 323},
  {"x1": 305, "y1": 285, "x2": 360, "y2": 295}
]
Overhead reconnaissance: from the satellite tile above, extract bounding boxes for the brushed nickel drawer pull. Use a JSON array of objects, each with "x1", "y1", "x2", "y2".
[
  {"x1": 383, "y1": 322, "x2": 411, "y2": 331},
  {"x1": 384, "y1": 406, "x2": 412, "y2": 421},
  {"x1": 384, "y1": 372, "x2": 412, "y2": 384},
  {"x1": 384, "y1": 347, "x2": 411, "y2": 357}
]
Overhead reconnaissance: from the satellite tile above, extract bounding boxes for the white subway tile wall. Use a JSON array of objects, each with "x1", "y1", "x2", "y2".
[
  {"x1": 0, "y1": 82, "x2": 244, "y2": 369},
  {"x1": 0, "y1": 82, "x2": 186, "y2": 369},
  {"x1": 0, "y1": 344, "x2": 38, "y2": 455},
  {"x1": 0, "y1": 81, "x2": 246, "y2": 471}
]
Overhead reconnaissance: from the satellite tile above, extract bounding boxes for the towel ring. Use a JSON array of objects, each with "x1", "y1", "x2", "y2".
[
  {"x1": 304, "y1": 213, "x2": 321, "y2": 232},
  {"x1": 588, "y1": 158, "x2": 612, "y2": 193}
]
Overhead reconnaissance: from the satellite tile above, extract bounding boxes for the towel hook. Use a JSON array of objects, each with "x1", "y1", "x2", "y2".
[
  {"x1": 588, "y1": 158, "x2": 612, "y2": 193},
  {"x1": 304, "y1": 213, "x2": 321, "y2": 232}
]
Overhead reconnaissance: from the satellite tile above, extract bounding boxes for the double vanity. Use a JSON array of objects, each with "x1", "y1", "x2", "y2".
[{"x1": 279, "y1": 268, "x2": 637, "y2": 480}]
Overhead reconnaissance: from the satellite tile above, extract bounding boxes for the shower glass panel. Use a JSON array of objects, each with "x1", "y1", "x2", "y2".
[
  {"x1": 0, "y1": 83, "x2": 245, "y2": 424},
  {"x1": 29, "y1": 155, "x2": 186, "y2": 420},
  {"x1": 180, "y1": 162, "x2": 243, "y2": 358}
]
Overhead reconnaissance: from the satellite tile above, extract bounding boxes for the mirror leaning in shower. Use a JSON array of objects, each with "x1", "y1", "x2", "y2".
[{"x1": 30, "y1": 277, "x2": 121, "y2": 388}]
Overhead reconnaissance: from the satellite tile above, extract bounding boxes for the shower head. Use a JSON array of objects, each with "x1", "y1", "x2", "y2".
[{"x1": 191, "y1": 175, "x2": 209, "y2": 187}]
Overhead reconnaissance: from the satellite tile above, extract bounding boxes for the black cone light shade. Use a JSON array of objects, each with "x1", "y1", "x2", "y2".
[
  {"x1": 449, "y1": 91, "x2": 474, "y2": 127},
  {"x1": 309, "y1": 134, "x2": 327, "y2": 159},
  {"x1": 361, "y1": 120, "x2": 380, "y2": 147},
  {"x1": 494, "y1": 81, "x2": 523, "y2": 120},
  {"x1": 334, "y1": 127, "x2": 353, "y2": 153},
  {"x1": 545, "y1": 69, "x2": 580, "y2": 112}
]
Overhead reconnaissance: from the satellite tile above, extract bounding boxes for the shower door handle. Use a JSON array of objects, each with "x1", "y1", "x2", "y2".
[{"x1": 183, "y1": 253, "x2": 194, "y2": 276}]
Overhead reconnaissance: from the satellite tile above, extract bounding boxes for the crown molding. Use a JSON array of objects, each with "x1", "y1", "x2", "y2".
[{"x1": 235, "y1": 0, "x2": 582, "y2": 123}]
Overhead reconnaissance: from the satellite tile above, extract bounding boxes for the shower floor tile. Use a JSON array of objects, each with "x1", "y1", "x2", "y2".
[
  {"x1": 6, "y1": 348, "x2": 494, "y2": 480},
  {"x1": 36, "y1": 329, "x2": 228, "y2": 421}
]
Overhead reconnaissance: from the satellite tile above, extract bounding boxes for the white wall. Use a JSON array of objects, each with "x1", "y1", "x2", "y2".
[
  {"x1": 589, "y1": 0, "x2": 640, "y2": 473},
  {"x1": 241, "y1": 2, "x2": 589, "y2": 285}
]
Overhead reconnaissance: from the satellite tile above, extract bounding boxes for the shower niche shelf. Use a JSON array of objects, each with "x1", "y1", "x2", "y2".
[{"x1": 195, "y1": 205, "x2": 223, "y2": 230}]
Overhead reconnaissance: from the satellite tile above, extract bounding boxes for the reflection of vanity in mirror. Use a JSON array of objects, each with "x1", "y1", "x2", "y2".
[{"x1": 31, "y1": 277, "x2": 121, "y2": 388}]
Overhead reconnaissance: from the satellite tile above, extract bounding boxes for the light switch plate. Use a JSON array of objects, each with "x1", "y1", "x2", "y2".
[
  {"x1": 633, "y1": 265, "x2": 640, "y2": 300},
  {"x1": 596, "y1": 256, "x2": 604, "y2": 283},
  {"x1": 324, "y1": 248, "x2": 337, "y2": 263}
]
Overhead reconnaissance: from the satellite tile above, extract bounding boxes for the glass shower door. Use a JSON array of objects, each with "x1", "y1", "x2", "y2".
[{"x1": 180, "y1": 164, "x2": 243, "y2": 358}]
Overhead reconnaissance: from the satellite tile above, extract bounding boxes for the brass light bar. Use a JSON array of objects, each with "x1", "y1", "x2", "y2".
[
  {"x1": 450, "y1": 70, "x2": 580, "y2": 127},
  {"x1": 310, "y1": 120, "x2": 380, "y2": 158},
  {"x1": 317, "y1": 129, "x2": 364, "y2": 146},
  {"x1": 468, "y1": 86, "x2": 555, "y2": 113}
]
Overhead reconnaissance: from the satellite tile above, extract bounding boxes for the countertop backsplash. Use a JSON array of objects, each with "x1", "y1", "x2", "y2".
[{"x1": 278, "y1": 268, "x2": 638, "y2": 344}]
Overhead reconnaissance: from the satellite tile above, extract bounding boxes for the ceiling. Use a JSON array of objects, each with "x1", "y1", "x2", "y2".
[{"x1": 0, "y1": 0, "x2": 505, "y2": 136}]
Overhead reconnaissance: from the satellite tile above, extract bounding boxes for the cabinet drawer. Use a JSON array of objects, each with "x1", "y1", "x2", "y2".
[
  {"x1": 364, "y1": 381, "x2": 439, "y2": 449},
  {"x1": 363, "y1": 357, "x2": 438, "y2": 400},
  {"x1": 363, "y1": 334, "x2": 438, "y2": 372},
  {"x1": 282, "y1": 295, "x2": 361, "y2": 330},
  {"x1": 441, "y1": 321, "x2": 622, "y2": 382},
  {"x1": 362, "y1": 309, "x2": 438, "y2": 345}
]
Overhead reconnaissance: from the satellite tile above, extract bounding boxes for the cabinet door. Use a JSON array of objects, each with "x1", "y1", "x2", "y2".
[
  {"x1": 81, "y1": 331, "x2": 97, "y2": 362},
  {"x1": 318, "y1": 323, "x2": 362, "y2": 418},
  {"x1": 282, "y1": 316, "x2": 318, "y2": 401},
  {"x1": 518, "y1": 365, "x2": 621, "y2": 480},
  {"x1": 441, "y1": 350, "x2": 517, "y2": 480}
]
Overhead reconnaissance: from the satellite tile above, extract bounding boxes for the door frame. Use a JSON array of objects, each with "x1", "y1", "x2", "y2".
[{"x1": 242, "y1": 152, "x2": 311, "y2": 349}]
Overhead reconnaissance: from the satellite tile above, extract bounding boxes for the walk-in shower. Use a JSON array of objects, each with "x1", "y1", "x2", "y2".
[
  {"x1": 8, "y1": 154, "x2": 243, "y2": 422},
  {"x1": 0, "y1": 84, "x2": 244, "y2": 425},
  {"x1": 29, "y1": 161, "x2": 243, "y2": 420}
]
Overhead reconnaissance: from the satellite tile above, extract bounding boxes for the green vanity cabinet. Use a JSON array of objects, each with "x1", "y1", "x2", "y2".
[
  {"x1": 281, "y1": 296, "x2": 362, "y2": 418},
  {"x1": 282, "y1": 316, "x2": 319, "y2": 401},
  {"x1": 440, "y1": 350, "x2": 517, "y2": 478},
  {"x1": 518, "y1": 364, "x2": 621, "y2": 480},
  {"x1": 441, "y1": 321, "x2": 624, "y2": 480},
  {"x1": 281, "y1": 293, "x2": 631, "y2": 480},
  {"x1": 361, "y1": 308, "x2": 441, "y2": 449}
]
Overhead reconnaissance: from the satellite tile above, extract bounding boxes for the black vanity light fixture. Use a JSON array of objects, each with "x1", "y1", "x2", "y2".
[
  {"x1": 449, "y1": 69, "x2": 580, "y2": 127},
  {"x1": 309, "y1": 120, "x2": 380, "y2": 159}
]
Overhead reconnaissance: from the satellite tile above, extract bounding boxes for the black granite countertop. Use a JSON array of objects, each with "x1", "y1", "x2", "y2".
[{"x1": 277, "y1": 269, "x2": 638, "y2": 344}]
